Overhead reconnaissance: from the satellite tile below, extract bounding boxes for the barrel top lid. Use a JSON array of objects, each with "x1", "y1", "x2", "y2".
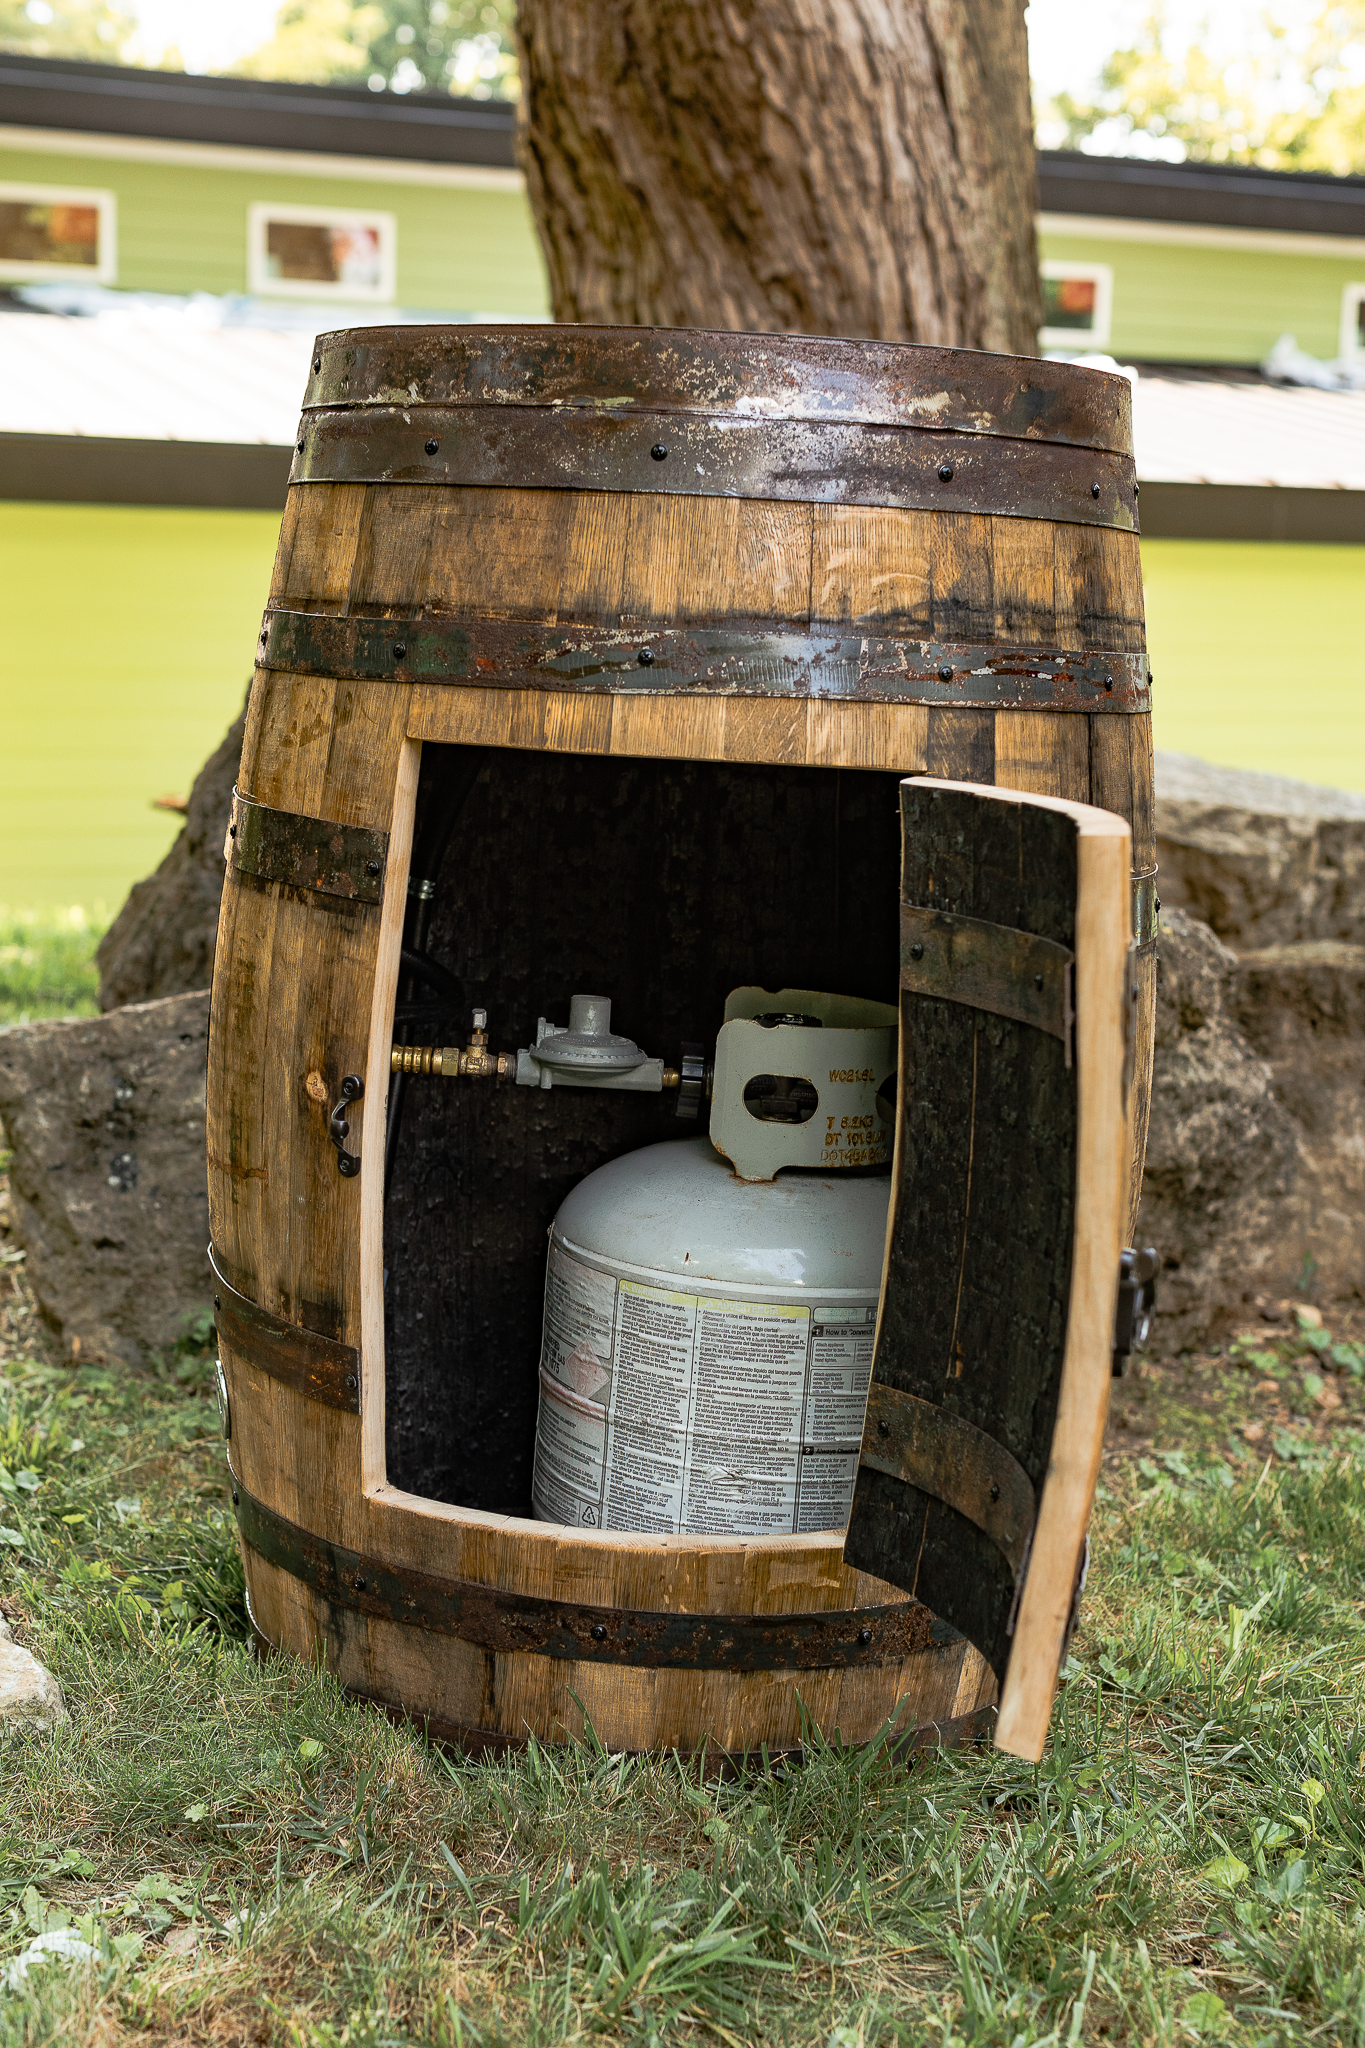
[{"x1": 304, "y1": 323, "x2": 1133, "y2": 456}]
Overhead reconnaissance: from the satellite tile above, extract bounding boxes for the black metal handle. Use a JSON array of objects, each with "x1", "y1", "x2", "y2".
[
  {"x1": 328, "y1": 1075, "x2": 365, "y2": 1178},
  {"x1": 1113, "y1": 1245, "x2": 1158, "y2": 1376}
]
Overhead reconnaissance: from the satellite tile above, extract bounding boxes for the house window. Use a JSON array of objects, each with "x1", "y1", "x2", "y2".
[
  {"x1": 0, "y1": 182, "x2": 115, "y2": 284},
  {"x1": 247, "y1": 203, "x2": 396, "y2": 302},
  {"x1": 1341, "y1": 284, "x2": 1365, "y2": 362},
  {"x1": 1039, "y1": 261, "x2": 1114, "y2": 352}
]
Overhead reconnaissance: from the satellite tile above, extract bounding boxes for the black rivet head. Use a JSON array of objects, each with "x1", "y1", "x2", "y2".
[
  {"x1": 345, "y1": 1373, "x2": 358, "y2": 1389},
  {"x1": 365, "y1": 859, "x2": 381, "y2": 877},
  {"x1": 1104, "y1": 676, "x2": 1114, "y2": 692},
  {"x1": 938, "y1": 463, "x2": 953, "y2": 482},
  {"x1": 1134, "y1": 482, "x2": 1140, "y2": 496},
  {"x1": 1091, "y1": 482, "x2": 1101, "y2": 500},
  {"x1": 1147, "y1": 671, "x2": 1154, "y2": 685},
  {"x1": 857, "y1": 1627, "x2": 873, "y2": 1646},
  {"x1": 877, "y1": 1418, "x2": 890, "y2": 1436},
  {"x1": 259, "y1": 627, "x2": 268, "y2": 642},
  {"x1": 650, "y1": 443, "x2": 668, "y2": 461},
  {"x1": 296, "y1": 438, "x2": 305, "y2": 453},
  {"x1": 313, "y1": 356, "x2": 321, "y2": 374},
  {"x1": 591, "y1": 1623, "x2": 607, "y2": 1641},
  {"x1": 354, "y1": 1575, "x2": 366, "y2": 1591},
  {"x1": 1154, "y1": 895, "x2": 1161, "y2": 912},
  {"x1": 938, "y1": 667, "x2": 953, "y2": 683},
  {"x1": 231, "y1": 1490, "x2": 239, "y2": 1505},
  {"x1": 425, "y1": 438, "x2": 440, "y2": 455},
  {"x1": 228, "y1": 824, "x2": 237, "y2": 839},
  {"x1": 1034, "y1": 972, "x2": 1044, "y2": 990},
  {"x1": 637, "y1": 648, "x2": 654, "y2": 667},
  {"x1": 213, "y1": 1295, "x2": 221, "y2": 1311},
  {"x1": 910, "y1": 942, "x2": 924, "y2": 961},
  {"x1": 989, "y1": 1483, "x2": 1000, "y2": 1502},
  {"x1": 393, "y1": 643, "x2": 406, "y2": 660}
]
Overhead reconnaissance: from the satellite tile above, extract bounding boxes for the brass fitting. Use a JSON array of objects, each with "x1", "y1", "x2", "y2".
[
  {"x1": 391, "y1": 1007, "x2": 514, "y2": 1081},
  {"x1": 390, "y1": 1043, "x2": 515, "y2": 1080}
]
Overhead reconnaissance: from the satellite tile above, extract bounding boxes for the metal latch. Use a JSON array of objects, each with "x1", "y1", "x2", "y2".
[{"x1": 1113, "y1": 1245, "x2": 1158, "y2": 1376}]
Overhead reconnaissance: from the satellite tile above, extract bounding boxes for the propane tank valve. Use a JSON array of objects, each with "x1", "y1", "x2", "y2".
[{"x1": 392, "y1": 995, "x2": 683, "y2": 1094}]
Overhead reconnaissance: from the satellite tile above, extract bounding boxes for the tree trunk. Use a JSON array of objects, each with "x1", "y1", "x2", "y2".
[{"x1": 514, "y1": 0, "x2": 1041, "y2": 352}]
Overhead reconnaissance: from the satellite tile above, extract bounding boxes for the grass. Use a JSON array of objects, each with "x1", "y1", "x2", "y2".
[
  {"x1": 0, "y1": 909, "x2": 106, "y2": 1028},
  {"x1": 3, "y1": 1264, "x2": 1365, "y2": 2043}
]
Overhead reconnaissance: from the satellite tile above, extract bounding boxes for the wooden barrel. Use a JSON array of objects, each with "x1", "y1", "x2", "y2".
[{"x1": 210, "y1": 326, "x2": 1152, "y2": 1756}]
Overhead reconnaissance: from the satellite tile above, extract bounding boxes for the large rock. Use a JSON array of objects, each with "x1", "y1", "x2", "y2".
[
  {"x1": 96, "y1": 690, "x2": 247, "y2": 1011},
  {"x1": 1154, "y1": 750, "x2": 1365, "y2": 952},
  {"x1": 0, "y1": 991, "x2": 211, "y2": 1363},
  {"x1": 1232, "y1": 939, "x2": 1365, "y2": 1296},
  {"x1": 1136, "y1": 908, "x2": 1365, "y2": 1346}
]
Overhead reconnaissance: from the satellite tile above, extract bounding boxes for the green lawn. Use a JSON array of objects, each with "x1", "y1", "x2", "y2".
[
  {"x1": 0, "y1": 507, "x2": 1360, "y2": 923},
  {"x1": 4, "y1": 1282, "x2": 1365, "y2": 2045},
  {"x1": 0, "y1": 909, "x2": 103, "y2": 1029}
]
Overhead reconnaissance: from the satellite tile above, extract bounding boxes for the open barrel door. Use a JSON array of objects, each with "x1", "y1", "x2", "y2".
[{"x1": 847, "y1": 776, "x2": 1132, "y2": 1762}]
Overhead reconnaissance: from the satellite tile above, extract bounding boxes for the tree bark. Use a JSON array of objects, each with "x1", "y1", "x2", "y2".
[{"x1": 514, "y1": 0, "x2": 1041, "y2": 352}]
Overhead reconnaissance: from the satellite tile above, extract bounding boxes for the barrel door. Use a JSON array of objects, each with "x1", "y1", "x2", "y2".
[{"x1": 846, "y1": 776, "x2": 1132, "y2": 1762}]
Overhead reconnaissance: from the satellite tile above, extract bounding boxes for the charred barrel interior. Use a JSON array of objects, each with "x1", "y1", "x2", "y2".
[{"x1": 383, "y1": 746, "x2": 903, "y2": 1515}]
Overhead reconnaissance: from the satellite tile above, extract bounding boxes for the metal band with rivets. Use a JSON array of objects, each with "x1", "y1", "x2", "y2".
[
  {"x1": 258, "y1": 608, "x2": 1151, "y2": 713},
  {"x1": 211, "y1": 1245, "x2": 360, "y2": 1413},
  {"x1": 231, "y1": 1480, "x2": 949, "y2": 1670}
]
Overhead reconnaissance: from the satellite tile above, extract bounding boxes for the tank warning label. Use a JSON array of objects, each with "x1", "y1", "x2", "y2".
[{"x1": 531, "y1": 1241, "x2": 876, "y2": 1536}]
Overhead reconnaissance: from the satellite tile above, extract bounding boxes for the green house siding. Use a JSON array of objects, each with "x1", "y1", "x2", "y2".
[
  {"x1": 1039, "y1": 227, "x2": 1364, "y2": 363},
  {"x1": 0, "y1": 144, "x2": 550, "y2": 316},
  {"x1": 5, "y1": 138, "x2": 1359, "y2": 359},
  {"x1": 2, "y1": 504, "x2": 1361, "y2": 916}
]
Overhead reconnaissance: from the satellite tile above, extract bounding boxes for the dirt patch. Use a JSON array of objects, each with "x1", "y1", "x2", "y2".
[{"x1": 1105, "y1": 1295, "x2": 1365, "y2": 1474}]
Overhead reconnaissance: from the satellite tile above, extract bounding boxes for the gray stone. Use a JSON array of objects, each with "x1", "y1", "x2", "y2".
[
  {"x1": 1155, "y1": 750, "x2": 1365, "y2": 820},
  {"x1": 0, "y1": 991, "x2": 211, "y2": 1363},
  {"x1": 1232, "y1": 940, "x2": 1365, "y2": 1300},
  {"x1": 96, "y1": 689, "x2": 247, "y2": 1011},
  {"x1": 0, "y1": 1636, "x2": 68, "y2": 1734},
  {"x1": 1154, "y1": 749, "x2": 1365, "y2": 952},
  {"x1": 1136, "y1": 909, "x2": 1365, "y2": 1345}
]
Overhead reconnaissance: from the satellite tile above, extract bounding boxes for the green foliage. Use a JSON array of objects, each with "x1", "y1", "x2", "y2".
[
  {"x1": 0, "y1": 0, "x2": 134, "y2": 62},
  {"x1": 365, "y1": 0, "x2": 517, "y2": 99},
  {"x1": 0, "y1": 907, "x2": 104, "y2": 1028},
  {"x1": 6, "y1": 1320, "x2": 1365, "y2": 2042},
  {"x1": 232, "y1": 0, "x2": 519, "y2": 99},
  {"x1": 228, "y1": 0, "x2": 382, "y2": 84},
  {"x1": 1038, "y1": 0, "x2": 1365, "y2": 174}
]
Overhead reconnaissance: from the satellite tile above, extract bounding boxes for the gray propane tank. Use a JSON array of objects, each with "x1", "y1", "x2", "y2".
[{"x1": 531, "y1": 989, "x2": 897, "y2": 1536}]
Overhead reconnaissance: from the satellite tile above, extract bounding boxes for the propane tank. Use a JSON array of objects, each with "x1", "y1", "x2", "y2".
[{"x1": 531, "y1": 989, "x2": 897, "y2": 1536}]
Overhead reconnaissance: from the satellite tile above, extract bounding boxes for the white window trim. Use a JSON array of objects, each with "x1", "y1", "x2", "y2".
[
  {"x1": 1341, "y1": 283, "x2": 1365, "y2": 362},
  {"x1": 1039, "y1": 259, "x2": 1113, "y2": 352},
  {"x1": 246, "y1": 201, "x2": 397, "y2": 303},
  {"x1": 0, "y1": 180, "x2": 116, "y2": 284}
]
